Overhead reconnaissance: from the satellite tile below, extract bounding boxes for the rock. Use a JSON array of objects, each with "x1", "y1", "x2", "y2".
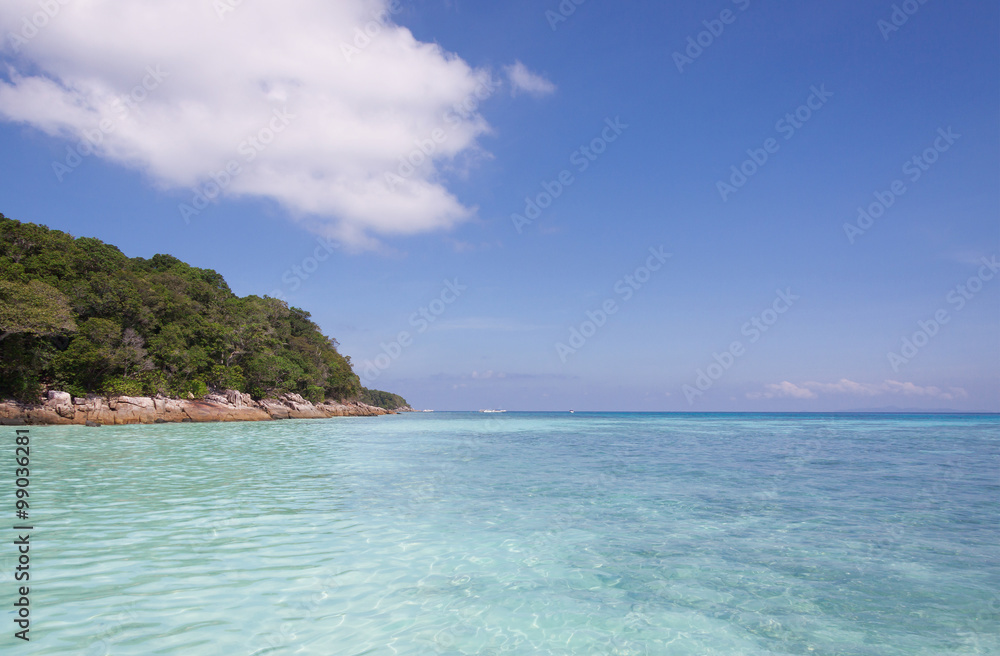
[
  {"x1": 224, "y1": 389, "x2": 251, "y2": 407},
  {"x1": 119, "y1": 396, "x2": 155, "y2": 409},
  {"x1": 47, "y1": 390, "x2": 72, "y2": 405},
  {"x1": 85, "y1": 420, "x2": 101, "y2": 427},
  {"x1": 43, "y1": 391, "x2": 76, "y2": 419},
  {"x1": 90, "y1": 406, "x2": 116, "y2": 426},
  {"x1": 0, "y1": 392, "x2": 394, "y2": 425},
  {"x1": 28, "y1": 406, "x2": 71, "y2": 424},
  {"x1": 112, "y1": 396, "x2": 158, "y2": 423},
  {"x1": 180, "y1": 402, "x2": 220, "y2": 423},
  {"x1": 164, "y1": 399, "x2": 185, "y2": 414},
  {"x1": 260, "y1": 399, "x2": 292, "y2": 420}
]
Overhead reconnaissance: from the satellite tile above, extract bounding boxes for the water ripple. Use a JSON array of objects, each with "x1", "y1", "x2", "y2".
[{"x1": 6, "y1": 413, "x2": 998, "y2": 655}]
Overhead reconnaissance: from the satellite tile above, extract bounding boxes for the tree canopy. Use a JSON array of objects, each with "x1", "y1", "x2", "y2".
[
  {"x1": 0, "y1": 213, "x2": 407, "y2": 409},
  {"x1": 360, "y1": 388, "x2": 411, "y2": 411},
  {"x1": 0, "y1": 279, "x2": 77, "y2": 341}
]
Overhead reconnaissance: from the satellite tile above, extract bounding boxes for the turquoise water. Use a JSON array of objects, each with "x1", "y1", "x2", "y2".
[{"x1": 4, "y1": 413, "x2": 998, "y2": 655}]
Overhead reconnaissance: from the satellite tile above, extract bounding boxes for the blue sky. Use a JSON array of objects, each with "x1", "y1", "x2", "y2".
[{"x1": 0, "y1": 0, "x2": 997, "y2": 411}]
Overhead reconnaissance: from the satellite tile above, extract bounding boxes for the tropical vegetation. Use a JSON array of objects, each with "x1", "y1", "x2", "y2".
[{"x1": 0, "y1": 213, "x2": 408, "y2": 410}]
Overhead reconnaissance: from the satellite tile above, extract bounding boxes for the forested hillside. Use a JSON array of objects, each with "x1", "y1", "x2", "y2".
[
  {"x1": 0, "y1": 213, "x2": 407, "y2": 409},
  {"x1": 360, "y1": 388, "x2": 411, "y2": 411}
]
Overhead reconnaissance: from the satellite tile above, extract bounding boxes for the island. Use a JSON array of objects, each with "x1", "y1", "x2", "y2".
[{"x1": 0, "y1": 213, "x2": 411, "y2": 425}]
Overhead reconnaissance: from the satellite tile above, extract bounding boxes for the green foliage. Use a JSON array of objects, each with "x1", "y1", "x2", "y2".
[
  {"x1": 175, "y1": 379, "x2": 208, "y2": 399},
  {"x1": 0, "y1": 333, "x2": 58, "y2": 402},
  {"x1": 304, "y1": 385, "x2": 325, "y2": 404},
  {"x1": 102, "y1": 376, "x2": 143, "y2": 397},
  {"x1": 0, "y1": 278, "x2": 77, "y2": 339},
  {"x1": 207, "y1": 365, "x2": 245, "y2": 392},
  {"x1": 243, "y1": 353, "x2": 303, "y2": 399},
  {"x1": 137, "y1": 371, "x2": 169, "y2": 397},
  {"x1": 53, "y1": 335, "x2": 113, "y2": 390},
  {"x1": 61, "y1": 383, "x2": 88, "y2": 399},
  {"x1": 0, "y1": 213, "x2": 378, "y2": 404},
  {"x1": 323, "y1": 351, "x2": 361, "y2": 400},
  {"x1": 360, "y1": 387, "x2": 410, "y2": 410}
]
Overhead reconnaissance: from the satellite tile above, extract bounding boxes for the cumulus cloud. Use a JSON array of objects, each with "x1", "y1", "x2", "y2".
[
  {"x1": 747, "y1": 381, "x2": 818, "y2": 400},
  {"x1": 0, "y1": 0, "x2": 513, "y2": 246},
  {"x1": 747, "y1": 379, "x2": 968, "y2": 400},
  {"x1": 505, "y1": 61, "x2": 556, "y2": 97}
]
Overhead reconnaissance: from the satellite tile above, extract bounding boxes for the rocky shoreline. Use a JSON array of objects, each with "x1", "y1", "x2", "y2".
[{"x1": 0, "y1": 390, "x2": 410, "y2": 426}]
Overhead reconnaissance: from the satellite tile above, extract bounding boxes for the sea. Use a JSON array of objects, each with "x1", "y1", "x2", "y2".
[{"x1": 5, "y1": 412, "x2": 998, "y2": 655}]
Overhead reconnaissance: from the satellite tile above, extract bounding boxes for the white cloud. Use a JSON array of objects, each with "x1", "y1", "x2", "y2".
[
  {"x1": 747, "y1": 378, "x2": 968, "y2": 400},
  {"x1": 471, "y1": 370, "x2": 506, "y2": 379},
  {"x1": 879, "y1": 380, "x2": 968, "y2": 399},
  {"x1": 505, "y1": 61, "x2": 556, "y2": 97},
  {"x1": 0, "y1": 0, "x2": 510, "y2": 246},
  {"x1": 747, "y1": 381, "x2": 817, "y2": 400},
  {"x1": 801, "y1": 379, "x2": 884, "y2": 396}
]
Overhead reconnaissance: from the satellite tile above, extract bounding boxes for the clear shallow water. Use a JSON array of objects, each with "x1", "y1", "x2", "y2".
[{"x1": 4, "y1": 413, "x2": 999, "y2": 655}]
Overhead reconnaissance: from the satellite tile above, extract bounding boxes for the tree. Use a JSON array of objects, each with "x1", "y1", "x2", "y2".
[
  {"x1": 360, "y1": 388, "x2": 410, "y2": 410},
  {"x1": 119, "y1": 328, "x2": 153, "y2": 378},
  {"x1": 0, "y1": 214, "x2": 387, "y2": 404},
  {"x1": 52, "y1": 318, "x2": 121, "y2": 390},
  {"x1": 0, "y1": 279, "x2": 76, "y2": 341}
]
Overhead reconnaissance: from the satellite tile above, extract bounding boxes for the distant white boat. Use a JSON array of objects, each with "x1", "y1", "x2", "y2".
[
  {"x1": 480, "y1": 409, "x2": 506, "y2": 413},
  {"x1": 422, "y1": 409, "x2": 434, "y2": 412}
]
